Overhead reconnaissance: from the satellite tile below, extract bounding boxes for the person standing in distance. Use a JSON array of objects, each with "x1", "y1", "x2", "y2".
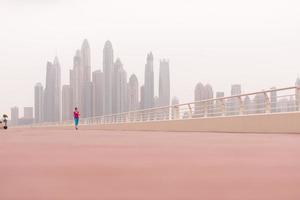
[{"x1": 73, "y1": 107, "x2": 80, "y2": 130}]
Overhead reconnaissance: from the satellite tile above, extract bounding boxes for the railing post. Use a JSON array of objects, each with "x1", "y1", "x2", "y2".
[
  {"x1": 264, "y1": 92, "x2": 271, "y2": 113},
  {"x1": 188, "y1": 104, "x2": 193, "y2": 118}
]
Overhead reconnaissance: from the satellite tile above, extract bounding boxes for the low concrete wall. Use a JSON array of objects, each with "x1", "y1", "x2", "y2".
[{"x1": 79, "y1": 112, "x2": 300, "y2": 133}]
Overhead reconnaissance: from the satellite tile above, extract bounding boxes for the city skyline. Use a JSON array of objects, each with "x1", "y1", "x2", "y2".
[
  {"x1": 1, "y1": 0, "x2": 300, "y2": 115},
  {"x1": 27, "y1": 39, "x2": 172, "y2": 124},
  {"x1": 10, "y1": 33, "x2": 299, "y2": 125},
  {"x1": 5, "y1": 36, "x2": 300, "y2": 121}
]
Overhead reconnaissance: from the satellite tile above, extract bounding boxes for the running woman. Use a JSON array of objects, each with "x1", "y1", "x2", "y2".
[{"x1": 73, "y1": 107, "x2": 80, "y2": 130}]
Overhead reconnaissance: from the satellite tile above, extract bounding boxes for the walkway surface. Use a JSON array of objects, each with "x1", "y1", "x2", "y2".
[{"x1": 0, "y1": 128, "x2": 300, "y2": 200}]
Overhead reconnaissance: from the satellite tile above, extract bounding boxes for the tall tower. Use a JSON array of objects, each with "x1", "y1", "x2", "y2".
[
  {"x1": 112, "y1": 58, "x2": 122, "y2": 114},
  {"x1": 113, "y1": 58, "x2": 128, "y2": 114},
  {"x1": 44, "y1": 57, "x2": 61, "y2": 122},
  {"x1": 53, "y1": 57, "x2": 61, "y2": 122},
  {"x1": 103, "y1": 41, "x2": 114, "y2": 115},
  {"x1": 81, "y1": 39, "x2": 91, "y2": 83},
  {"x1": 70, "y1": 50, "x2": 82, "y2": 110},
  {"x1": 230, "y1": 84, "x2": 242, "y2": 115},
  {"x1": 270, "y1": 87, "x2": 277, "y2": 113},
  {"x1": 44, "y1": 61, "x2": 55, "y2": 122},
  {"x1": 144, "y1": 52, "x2": 154, "y2": 109},
  {"x1": 140, "y1": 85, "x2": 145, "y2": 109},
  {"x1": 119, "y1": 65, "x2": 128, "y2": 113},
  {"x1": 194, "y1": 83, "x2": 213, "y2": 116},
  {"x1": 10, "y1": 107, "x2": 19, "y2": 126},
  {"x1": 204, "y1": 84, "x2": 214, "y2": 115},
  {"x1": 194, "y1": 83, "x2": 206, "y2": 101},
  {"x1": 128, "y1": 74, "x2": 139, "y2": 111},
  {"x1": 159, "y1": 59, "x2": 170, "y2": 107},
  {"x1": 34, "y1": 83, "x2": 44, "y2": 123},
  {"x1": 81, "y1": 39, "x2": 92, "y2": 118},
  {"x1": 231, "y1": 84, "x2": 242, "y2": 96},
  {"x1": 62, "y1": 85, "x2": 72, "y2": 121},
  {"x1": 194, "y1": 82, "x2": 206, "y2": 116},
  {"x1": 92, "y1": 70, "x2": 104, "y2": 117},
  {"x1": 82, "y1": 81, "x2": 93, "y2": 118}
]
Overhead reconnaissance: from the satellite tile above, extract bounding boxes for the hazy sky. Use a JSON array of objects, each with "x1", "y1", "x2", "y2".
[{"x1": 0, "y1": 0, "x2": 299, "y2": 116}]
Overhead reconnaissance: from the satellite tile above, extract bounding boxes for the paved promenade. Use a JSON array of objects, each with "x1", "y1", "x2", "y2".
[{"x1": 0, "y1": 128, "x2": 300, "y2": 200}]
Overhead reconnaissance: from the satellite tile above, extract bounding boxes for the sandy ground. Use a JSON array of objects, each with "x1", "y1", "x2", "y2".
[{"x1": 0, "y1": 128, "x2": 300, "y2": 200}]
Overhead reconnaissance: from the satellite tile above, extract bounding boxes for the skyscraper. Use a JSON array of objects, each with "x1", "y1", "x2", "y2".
[
  {"x1": 112, "y1": 58, "x2": 121, "y2": 114},
  {"x1": 229, "y1": 84, "x2": 242, "y2": 115},
  {"x1": 62, "y1": 85, "x2": 72, "y2": 121},
  {"x1": 44, "y1": 58, "x2": 61, "y2": 122},
  {"x1": 92, "y1": 70, "x2": 104, "y2": 117},
  {"x1": 204, "y1": 84, "x2": 213, "y2": 115},
  {"x1": 144, "y1": 52, "x2": 154, "y2": 109},
  {"x1": 44, "y1": 61, "x2": 54, "y2": 122},
  {"x1": 231, "y1": 84, "x2": 242, "y2": 96},
  {"x1": 194, "y1": 82, "x2": 206, "y2": 116},
  {"x1": 120, "y1": 68, "x2": 128, "y2": 113},
  {"x1": 81, "y1": 39, "x2": 92, "y2": 118},
  {"x1": 140, "y1": 85, "x2": 145, "y2": 110},
  {"x1": 10, "y1": 107, "x2": 19, "y2": 126},
  {"x1": 81, "y1": 39, "x2": 91, "y2": 83},
  {"x1": 128, "y1": 74, "x2": 139, "y2": 111},
  {"x1": 112, "y1": 58, "x2": 128, "y2": 114},
  {"x1": 70, "y1": 50, "x2": 82, "y2": 111},
  {"x1": 103, "y1": 41, "x2": 114, "y2": 115},
  {"x1": 159, "y1": 59, "x2": 170, "y2": 107},
  {"x1": 53, "y1": 57, "x2": 61, "y2": 121},
  {"x1": 34, "y1": 83, "x2": 44, "y2": 123},
  {"x1": 82, "y1": 81, "x2": 93, "y2": 118},
  {"x1": 194, "y1": 82, "x2": 206, "y2": 101},
  {"x1": 270, "y1": 87, "x2": 277, "y2": 113},
  {"x1": 254, "y1": 92, "x2": 265, "y2": 113},
  {"x1": 194, "y1": 83, "x2": 214, "y2": 116}
]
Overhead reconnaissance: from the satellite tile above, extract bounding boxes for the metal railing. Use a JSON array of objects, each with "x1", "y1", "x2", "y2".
[{"x1": 32, "y1": 86, "x2": 300, "y2": 127}]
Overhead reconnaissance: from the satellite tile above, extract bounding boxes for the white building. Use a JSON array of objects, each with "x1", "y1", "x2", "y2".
[
  {"x1": 62, "y1": 85, "x2": 72, "y2": 121},
  {"x1": 34, "y1": 83, "x2": 44, "y2": 123},
  {"x1": 103, "y1": 41, "x2": 114, "y2": 115},
  {"x1": 144, "y1": 52, "x2": 154, "y2": 109},
  {"x1": 92, "y1": 70, "x2": 104, "y2": 117},
  {"x1": 44, "y1": 57, "x2": 61, "y2": 122},
  {"x1": 128, "y1": 74, "x2": 139, "y2": 111},
  {"x1": 159, "y1": 59, "x2": 170, "y2": 107}
]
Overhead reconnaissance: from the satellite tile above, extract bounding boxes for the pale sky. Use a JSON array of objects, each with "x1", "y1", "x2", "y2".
[{"x1": 0, "y1": 0, "x2": 299, "y2": 116}]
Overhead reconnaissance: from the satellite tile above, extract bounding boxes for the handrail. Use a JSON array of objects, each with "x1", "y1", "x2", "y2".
[
  {"x1": 86, "y1": 86, "x2": 300, "y2": 120},
  {"x1": 29, "y1": 86, "x2": 300, "y2": 127}
]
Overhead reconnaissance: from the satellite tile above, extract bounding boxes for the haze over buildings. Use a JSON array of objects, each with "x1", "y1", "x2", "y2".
[
  {"x1": 29, "y1": 40, "x2": 172, "y2": 123},
  {"x1": 1, "y1": 0, "x2": 300, "y2": 116}
]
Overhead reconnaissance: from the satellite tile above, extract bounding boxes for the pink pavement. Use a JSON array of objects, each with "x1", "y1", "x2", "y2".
[{"x1": 0, "y1": 128, "x2": 300, "y2": 200}]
